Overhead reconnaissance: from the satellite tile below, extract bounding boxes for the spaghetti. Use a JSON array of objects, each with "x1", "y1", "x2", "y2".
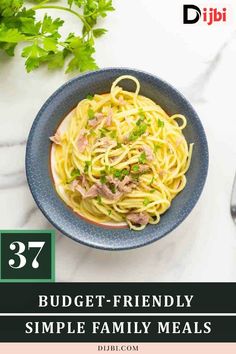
[{"x1": 50, "y1": 75, "x2": 193, "y2": 230}]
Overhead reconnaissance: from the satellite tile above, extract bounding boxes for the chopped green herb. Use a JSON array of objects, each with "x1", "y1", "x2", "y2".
[
  {"x1": 109, "y1": 184, "x2": 116, "y2": 194},
  {"x1": 143, "y1": 198, "x2": 150, "y2": 206},
  {"x1": 132, "y1": 165, "x2": 139, "y2": 172},
  {"x1": 67, "y1": 168, "x2": 81, "y2": 183},
  {"x1": 86, "y1": 94, "x2": 94, "y2": 100},
  {"x1": 84, "y1": 160, "x2": 91, "y2": 173},
  {"x1": 150, "y1": 189, "x2": 156, "y2": 193},
  {"x1": 139, "y1": 152, "x2": 147, "y2": 164},
  {"x1": 71, "y1": 169, "x2": 81, "y2": 178},
  {"x1": 108, "y1": 210, "x2": 112, "y2": 216},
  {"x1": 136, "y1": 116, "x2": 144, "y2": 126},
  {"x1": 129, "y1": 123, "x2": 147, "y2": 141},
  {"x1": 138, "y1": 108, "x2": 144, "y2": 114},
  {"x1": 113, "y1": 168, "x2": 129, "y2": 180},
  {"x1": 99, "y1": 127, "x2": 109, "y2": 137},
  {"x1": 96, "y1": 195, "x2": 102, "y2": 205},
  {"x1": 88, "y1": 108, "x2": 95, "y2": 119},
  {"x1": 90, "y1": 130, "x2": 96, "y2": 137},
  {"x1": 116, "y1": 142, "x2": 122, "y2": 148},
  {"x1": 158, "y1": 119, "x2": 164, "y2": 128},
  {"x1": 100, "y1": 175, "x2": 106, "y2": 184},
  {"x1": 114, "y1": 170, "x2": 122, "y2": 179},
  {"x1": 122, "y1": 169, "x2": 129, "y2": 176}
]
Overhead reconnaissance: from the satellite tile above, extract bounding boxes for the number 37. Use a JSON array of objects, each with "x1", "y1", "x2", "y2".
[{"x1": 9, "y1": 241, "x2": 45, "y2": 269}]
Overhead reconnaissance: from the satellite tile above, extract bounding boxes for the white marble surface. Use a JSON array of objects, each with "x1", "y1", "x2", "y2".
[{"x1": 0, "y1": 0, "x2": 236, "y2": 282}]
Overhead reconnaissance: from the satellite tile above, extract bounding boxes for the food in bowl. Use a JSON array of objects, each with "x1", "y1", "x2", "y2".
[{"x1": 50, "y1": 75, "x2": 193, "y2": 230}]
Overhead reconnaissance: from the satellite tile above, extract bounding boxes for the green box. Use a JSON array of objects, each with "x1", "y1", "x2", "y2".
[{"x1": 0, "y1": 230, "x2": 55, "y2": 282}]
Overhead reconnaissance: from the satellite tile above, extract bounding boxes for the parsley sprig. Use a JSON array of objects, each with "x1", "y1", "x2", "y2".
[{"x1": 0, "y1": 0, "x2": 114, "y2": 73}]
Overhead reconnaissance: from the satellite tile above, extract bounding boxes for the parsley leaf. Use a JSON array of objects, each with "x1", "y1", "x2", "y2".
[
  {"x1": 109, "y1": 183, "x2": 116, "y2": 194},
  {"x1": 99, "y1": 127, "x2": 109, "y2": 137},
  {"x1": 0, "y1": 26, "x2": 26, "y2": 43},
  {"x1": 88, "y1": 108, "x2": 95, "y2": 119},
  {"x1": 84, "y1": 160, "x2": 91, "y2": 173},
  {"x1": 67, "y1": 168, "x2": 81, "y2": 183},
  {"x1": 122, "y1": 169, "x2": 129, "y2": 176},
  {"x1": 93, "y1": 28, "x2": 107, "y2": 38},
  {"x1": 21, "y1": 43, "x2": 48, "y2": 72},
  {"x1": 158, "y1": 119, "x2": 164, "y2": 128},
  {"x1": 139, "y1": 152, "x2": 147, "y2": 164},
  {"x1": 0, "y1": 0, "x2": 23, "y2": 17},
  {"x1": 65, "y1": 35, "x2": 98, "y2": 73},
  {"x1": 100, "y1": 175, "x2": 106, "y2": 184},
  {"x1": 132, "y1": 165, "x2": 139, "y2": 172},
  {"x1": 113, "y1": 168, "x2": 129, "y2": 180},
  {"x1": 129, "y1": 123, "x2": 147, "y2": 141},
  {"x1": 143, "y1": 198, "x2": 150, "y2": 206},
  {"x1": 0, "y1": 0, "x2": 114, "y2": 73}
]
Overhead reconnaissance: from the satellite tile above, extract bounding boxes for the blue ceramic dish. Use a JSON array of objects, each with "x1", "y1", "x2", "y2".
[{"x1": 26, "y1": 68, "x2": 208, "y2": 250}]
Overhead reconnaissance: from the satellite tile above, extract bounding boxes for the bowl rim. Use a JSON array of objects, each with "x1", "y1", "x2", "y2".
[{"x1": 25, "y1": 67, "x2": 209, "y2": 251}]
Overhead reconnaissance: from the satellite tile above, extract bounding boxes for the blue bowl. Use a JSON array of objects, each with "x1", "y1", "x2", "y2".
[{"x1": 26, "y1": 68, "x2": 208, "y2": 250}]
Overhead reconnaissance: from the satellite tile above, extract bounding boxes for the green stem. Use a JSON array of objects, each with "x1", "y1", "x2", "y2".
[{"x1": 31, "y1": 4, "x2": 91, "y2": 33}]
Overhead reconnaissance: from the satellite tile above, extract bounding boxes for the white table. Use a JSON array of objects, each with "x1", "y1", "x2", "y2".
[{"x1": 0, "y1": 0, "x2": 235, "y2": 281}]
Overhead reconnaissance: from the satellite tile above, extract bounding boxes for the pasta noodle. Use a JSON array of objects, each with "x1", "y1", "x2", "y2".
[{"x1": 50, "y1": 75, "x2": 193, "y2": 230}]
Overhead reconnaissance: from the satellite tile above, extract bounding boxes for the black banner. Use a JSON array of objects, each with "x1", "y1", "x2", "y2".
[
  {"x1": 0, "y1": 316, "x2": 235, "y2": 342},
  {"x1": 0, "y1": 283, "x2": 235, "y2": 313},
  {"x1": 0, "y1": 283, "x2": 235, "y2": 342}
]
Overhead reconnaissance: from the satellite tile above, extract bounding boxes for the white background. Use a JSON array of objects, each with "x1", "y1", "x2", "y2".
[{"x1": 0, "y1": 0, "x2": 236, "y2": 281}]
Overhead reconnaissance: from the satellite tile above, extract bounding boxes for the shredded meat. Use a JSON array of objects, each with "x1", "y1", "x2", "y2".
[
  {"x1": 76, "y1": 184, "x2": 99, "y2": 199},
  {"x1": 97, "y1": 183, "x2": 122, "y2": 200},
  {"x1": 105, "y1": 109, "x2": 113, "y2": 127},
  {"x1": 118, "y1": 176, "x2": 137, "y2": 193},
  {"x1": 108, "y1": 176, "x2": 136, "y2": 193},
  {"x1": 75, "y1": 174, "x2": 136, "y2": 201},
  {"x1": 126, "y1": 212, "x2": 149, "y2": 226},
  {"x1": 85, "y1": 184, "x2": 99, "y2": 198},
  {"x1": 75, "y1": 182, "x2": 122, "y2": 201},
  {"x1": 107, "y1": 176, "x2": 120, "y2": 188},
  {"x1": 49, "y1": 132, "x2": 62, "y2": 145},
  {"x1": 88, "y1": 112, "x2": 104, "y2": 127},
  {"x1": 77, "y1": 130, "x2": 88, "y2": 153},
  {"x1": 70, "y1": 174, "x2": 88, "y2": 191},
  {"x1": 96, "y1": 137, "x2": 110, "y2": 148},
  {"x1": 142, "y1": 145, "x2": 154, "y2": 161},
  {"x1": 80, "y1": 174, "x2": 89, "y2": 188},
  {"x1": 95, "y1": 112, "x2": 104, "y2": 119},
  {"x1": 75, "y1": 185, "x2": 86, "y2": 197},
  {"x1": 70, "y1": 179, "x2": 78, "y2": 192},
  {"x1": 132, "y1": 164, "x2": 150, "y2": 174},
  {"x1": 88, "y1": 118, "x2": 99, "y2": 127}
]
